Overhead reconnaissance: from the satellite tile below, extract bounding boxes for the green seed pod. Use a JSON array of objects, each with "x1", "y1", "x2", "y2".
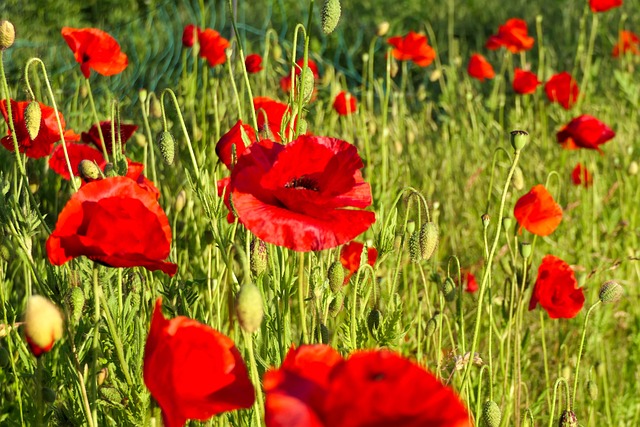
[
  {"x1": 520, "y1": 242, "x2": 532, "y2": 259},
  {"x1": 0, "y1": 346, "x2": 10, "y2": 368},
  {"x1": 321, "y1": 0, "x2": 341, "y2": 35},
  {"x1": 250, "y1": 238, "x2": 268, "y2": 277},
  {"x1": 442, "y1": 277, "x2": 456, "y2": 302},
  {"x1": 297, "y1": 67, "x2": 315, "y2": 105},
  {"x1": 419, "y1": 222, "x2": 438, "y2": 260},
  {"x1": 42, "y1": 387, "x2": 57, "y2": 403},
  {"x1": 558, "y1": 410, "x2": 578, "y2": 427},
  {"x1": 599, "y1": 280, "x2": 623, "y2": 304},
  {"x1": 367, "y1": 308, "x2": 381, "y2": 334},
  {"x1": 510, "y1": 130, "x2": 529, "y2": 151},
  {"x1": 502, "y1": 216, "x2": 513, "y2": 231},
  {"x1": 408, "y1": 230, "x2": 422, "y2": 263},
  {"x1": 587, "y1": 379, "x2": 598, "y2": 401},
  {"x1": 482, "y1": 400, "x2": 501, "y2": 427},
  {"x1": 99, "y1": 386, "x2": 122, "y2": 404},
  {"x1": 315, "y1": 323, "x2": 329, "y2": 344},
  {"x1": 0, "y1": 20, "x2": 15, "y2": 50},
  {"x1": 157, "y1": 131, "x2": 175, "y2": 165},
  {"x1": 25, "y1": 102, "x2": 42, "y2": 140},
  {"x1": 78, "y1": 160, "x2": 101, "y2": 180},
  {"x1": 236, "y1": 283, "x2": 264, "y2": 334},
  {"x1": 69, "y1": 286, "x2": 85, "y2": 324},
  {"x1": 328, "y1": 261, "x2": 345, "y2": 293},
  {"x1": 329, "y1": 291, "x2": 344, "y2": 317}
]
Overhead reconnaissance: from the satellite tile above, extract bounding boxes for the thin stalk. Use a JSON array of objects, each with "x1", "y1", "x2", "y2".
[{"x1": 572, "y1": 301, "x2": 601, "y2": 406}]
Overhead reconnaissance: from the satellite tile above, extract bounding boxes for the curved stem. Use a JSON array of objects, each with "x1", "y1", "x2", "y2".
[
  {"x1": 85, "y1": 78, "x2": 109, "y2": 163},
  {"x1": 572, "y1": 301, "x2": 601, "y2": 406}
]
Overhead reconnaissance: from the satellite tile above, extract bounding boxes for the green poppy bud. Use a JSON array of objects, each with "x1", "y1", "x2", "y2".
[
  {"x1": 297, "y1": 66, "x2": 315, "y2": 105},
  {"x1": 587, "y1": 379, "x2": 598, "y2": 401},
  {"x1": 599, "y1": 280, "x2": 623, "y2": 304},
  {"x1": 482, "y1": 400, "x2": 501, "y2": 427},
  {"x1": 442, "y1": 277, "x2": 456, "y2": 302},
  {"x1": 426, "y1": 312, "x2": 440, "y2": 336},
  {"x1": 25, "y1": 102, "x2": 42, "y2": 140},
  {"x1": 157, "y1": 131, "x2": 175, "y2": 165},
  {"x1": 99, "y1": 386, "x2": 122, "y2": 404},
  {"x1": 367, "y1": 308, "x2": 382, "y2": 334},
  {"x1": 321, "y1": 0, "x2": 341, "y2": 34},
  {"x1": 69, "y1": 286, "x2": 85, "y2": 324},
  {"x1": 329, "y1": 291, "x2": 344, "y2": 317},
  {"x1": 236, "y1": 283, "x2": 264, "y2": 334},
  {"x1": 315, "y1": 323, "x2": 329, "y2": 344},
  {"x1": 328, "y1": 261, "x2": 345, "y2": 293},
  {"x1": 250, "y1": 238, "x2": 268, "y2": 277},
  {"x1": 42, "y1": 387, "x2": 57, "y2": 403},
  {"x1": 78, "y1": 159, "x2": 101, "y2": 180},
  {"x1": 419, "y1": 222, "x2": 438, "y2": 260},
  {"x1": 408, "y1": 230, "x2": 421, "y2": 263}
]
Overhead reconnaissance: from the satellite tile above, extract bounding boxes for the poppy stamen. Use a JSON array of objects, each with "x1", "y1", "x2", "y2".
[{"x1": 284, "y1": 175, "x2": 319, "y2": 192}]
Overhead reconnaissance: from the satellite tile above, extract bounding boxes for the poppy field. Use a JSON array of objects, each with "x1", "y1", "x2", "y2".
[{"x1": 0, "y1": 0, "x2": 639, "y2": 426}]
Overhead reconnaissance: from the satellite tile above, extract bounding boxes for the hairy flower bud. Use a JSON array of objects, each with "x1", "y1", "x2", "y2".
[
  {"x1": 367, "y1": 308, "x2": 382, "y2": 334},
  {"x1": 24, "y1": 102, "x2": 42, "y2": 140},
  {"x1": 69, "y1": 286, "x2": 85, "y2": 324},
  {"x1": 482, "y1": 400, "x2": 501, "y2": 427},
  {"x1": 328, "y1": 261, "x2": 345, "y2": 293},
  {"x1": 250, "y1": 238, "x2": 268, "y2": 277},
  {"x1": 329, "y1": 291, "x2": 344, "y2": 317},
  {"x1": 419, "y1": 222, "x2": 438, "y2": 260},
  {"x1": 157, "y1": 131, "x2": 176, "y2": 165},
  {"x1": 235, "y1": 283, "x2": 264, "y2": 334},
  {"x1": 0, "y1": 20, "x2": 15, "y2": 50},
  {"x1": 78, "y1": 159, "x2": 101, "y2": 180},
  {"x1": 297, "y1": 66, "x2": 315, "y2": 105},
  {"x1": 599, "y1": 280, "x2": 623, "y2": 304},
  {"x1": 321, "y1": 0, "x2": 341, "y2": 34}
]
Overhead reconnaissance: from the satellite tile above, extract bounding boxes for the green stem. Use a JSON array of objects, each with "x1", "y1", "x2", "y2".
[
  {"x1": 85, "y1": 78, "x2": 110, "y2": 163},
  {"x1": 298, "y1": 252, "x2": 308, "y2": 342},
  {"x1": 243, "y1": 331, "x2": 264, "y2": 424},
  {"x1": 539, "y1": 309, "x2": 552, "y2": 410},
  {"x1": 572, "y1": 301, "x2": 601, "y2": 406},
  {"x1": 98, "y1": 290, "x2": 133, "y2": 386}
]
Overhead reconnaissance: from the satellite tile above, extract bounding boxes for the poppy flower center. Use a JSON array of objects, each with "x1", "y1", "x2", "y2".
[
  {"x1": 284, "y1": 175, "x2": 319, "y2": 192},
  {"x1": 369, "y1": 371, "x2": 386, "y2": 381},
  {"x1": 82, "y1": 53, "x2": 90, "y2": 63}
]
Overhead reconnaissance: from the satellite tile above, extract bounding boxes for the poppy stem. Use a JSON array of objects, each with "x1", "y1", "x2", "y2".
[
  {"x1": 0, "y1": 51, "x2": 27, "y2": 177},
  {"x1": 572, "y1": 301, "x2": 601, "y2": 407},
  {"x1": 243, "y1": 330, "x2": 264, "y2": 423},
  {"x1": 539, "y1": 309, "x2": 552, "y2": 410},
  {"x1": 548, "y1": 377, "x2": 570, "y2": 427},
  {"x1": 298, "y1": 252, "x2": 308, "y2": 342},
  {"x1": 85, "y1": 78, "x2": 110, "y2": 163}
]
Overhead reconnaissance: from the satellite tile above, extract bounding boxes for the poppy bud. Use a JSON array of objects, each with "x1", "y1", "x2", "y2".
[
  {"x1": 628, "y1": 161, "x2": 638, "y2": 176},
  {"x1": 408, "y1": 230, "x2": 421, "y2": 263},
  {"x1": 376, "y1": 21, "x2": 390, "y2": 37},
  {"x1": 103, "y1": 163, "x2": 117, "y2": 178},
  {"x1": 100, "y1": 386, "x2": 122, "y2": 403},
  {"x1": 406, "y1": 220, "x2": 416, "y2": 234},
  {"x1": 419, "y1": 222, "x2": 438, "y2": 261},
  {"x1": 297, "y1": 118, "x2": 308, "y2": 135},
  {"x1": 482, "y1": 400, "x2": 501, "y2": 427},
  {"x1": 0, "y1": 20, "x2": 15, "y2": 50},
  {"x1": 598, "y1": 280, "x2": 623, "y2": 304},
  {"x1": 0, "y1": 345, "x2": 9, "y2": 368},
  {"x1": 235, "y1": 283, "x2": 264, "y2": 334},
  {"x1": 297, "y1": 66, "x2": 315, "y2": 104},
  {"x1": 97, "y1": 367, "x2": 109, "y2": 386},
  {"x1": 68, "y1": 286, "x2": 85, "y2": 324},
  {"x1": 138, "y1": 89, "x2": 148, "y2": 103},
  {"x1": 328, "y1": 261, "x2": 345, "y2": 293},
  {"x1": 367, "y1": 308, "x2": 382, "y2": 334},
  {"x1": 174, "y1": 189, "x2": 187, "y2": 213},
  {"x1": 558, "y1": 410, "x2": 578, "y2": 427},
  {"x1": 502, "y1": 217, "x2": 513, "y2": 231},
  {"x1": 315, "y1": 323, "x2": 329, "y2": 344},
  {"x1": 150, "y1": 97, "x2": 162, "y2": 118},
  {"x1": 157, "y1": 131, "x2": 176, "y2": 165},
  {"x1": 24, "y1": 295, "x2": 64, "y2": 357},
  {"x1": 520, "y1": 242, "x2": 532, "y2": 259},
  {"x1": 441, "y1": 277, "x2": 456, "y2": 302},
  {"x1": 78, "y1": 159, "x2": 101, "y2": 180},
  {"x1": 24, "y1": 101, "x2": 42, "y2": 140},
  {"x1": 512, "y1": 166, "x2": 525, "y2": 191},
  {"x1": 42, "y1": 387, "x2": 57, "y2": 403},
  {"x1": 510, "y1": 130, "x2": 529, "y2": 151},
  {"x1": 250, "y1": 238, "x2": 268, "y2": 277},
  {"x1": 587, "y1": 379, "x2": 598, "y2": 401},
  {"x1": 329, "y1": 291, "x2": 344, "y2": 317},
  {"x1": 426, "y1": 312, "x2": 440, "y2": 336},
  {"x1": 390, "y1": 57, "x2": 399, "y2": 78},
  {"x1": 321, "y1": 0, "x2": 341, "y2": 34}
]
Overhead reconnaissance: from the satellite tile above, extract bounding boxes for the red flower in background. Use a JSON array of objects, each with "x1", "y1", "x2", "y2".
[
  {"x1": 612, "y1": 30, "x2": 640, "y2": 57},
  {"x1": 571, "y1": 163, "x2": 593, "y2": 187},
  {"x1": 464, "y1": 272, "x2": 478, "y2": 293},
  {"x1": 46, "y1": 176, "x2": 177, "y2": 276},
  {"x1": 0, "y1": 99, "x2": 63, "y2": 159},
  {"x1": 49, "y1": 142, "x2": 106, "y2": 180},
  {"x1": 333, "y1": 91, "x2": 357, "y2": 116},
  {"x1": 215, "y1": 120, "x2": 257, "y2": 169},
  {"x1": 229, "y1": 135, "x2": 375, "y2": 252},
  {"x1": 144, "y1": 298, "x2": 255, "y2": 427},
  {"x1": 556, "y1": 115, "x2": 615, "y2": 152},
  {"x1": 529, "y1": 255, "x2": 585, "y2": 319},
  {"x1": 61, "y1": 27, "x2": 128, "y2": 78},
  {"x1": 245, "y1": 53, "x2": 263, "y2": 73},
  {"x1": 340, "y1": 241, "x2": 377, "y2": 283},
  {"x1": 388, "y1": 31, "x2": 436, "y2": 67},
  {"x1": 81, "y1": 121, "x2": 138, "y2": 154},
  {"x1": 182, "y1": 24, "x2": 198, "y2": 47},
  {"x1": 254, "y1": 97, "x2": 292, "y2": 142},
  {"x1": 514, "y1": 184, "x2": 563, "y2": 237},
  {"x1": 589, "y1": 0, "x2": 623, "y2": 12},
  {"x1": 467, "y1": 53, "x2": 495, "y2": 81},
  {"x1": 486, "y1": 18, "x2": 534, "y2": 53},
  {"x1": 545, "y1": 72, "x2": 579, "y2": 109},
  {"x1": 512, "y1": 68, "x2": 541, "y2": 94},
  {"x1": 198, "y1": 28, "x2": 230, "y2": 67}
]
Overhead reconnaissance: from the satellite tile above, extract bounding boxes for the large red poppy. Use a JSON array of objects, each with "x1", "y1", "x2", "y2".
[
  {"x1": 198, "y1": 28, "x2": 230, "y2": 67},
  {"x1": 388, "y1": 31, "x2": 436, "y2": 67},
  {"x1": 512, "y1": 68, "x2": 541, "y2": 94},
  {"x1": 0, "y1": 99, "x2": 63, "y2": 159},
  {"x1": 612, "y1": 30, "x2": 640, "y2": 57},
  {"x1": 46, "y1": 177, "x2": 176, "y2": 276},
  {"x1": 253, "y1": 97, "x2": 293, "y2": 142},
  {"x1": 61, "y1": 27, "x2": 128, "y2": 78},
  {"x1": 544, "y1": 72, "x2": 579, "y2": 110},
  {"x1": 571, "y1": 163, "x2": 593, "y2": 188},
  {"x1": 144, "y1": 298, "x2": 255, "y2": 427},
  {"x1": 81, "y1": 121, "x2": 138, "y2": 154},
  {"x1": 589, "y1": 0, "x2": 623, "y2": 12},
  {"x1": 529, "y1": 255, "x2": 585, "y2": 319},
  {"x1": 245, "y1": 53, "x2": 263, "y2": 73},
  {"x1": 340, "y1": 241, "x2": 377, "y2": 284},
  {"x1": 215, "y1": 120, "x2": 257, "y2": 169},
  {"x1": 514, "y1": 184, "x2": 563, "y2": 237},
  {"x1": 49, "y1": 142, "x2": 106, "y2": 180},
  {"x1": 486, "y1": 18, "x2": 534, "y2": 53},
  {"x1": 333, "y1": 91, "x2": 357, "y2": 116},
  {"x1": 467, "y1": 53, "x2": 495, "y2": 81},
  {"x1": 229, "y1": 135, "x2": 375, "y2": 252},
  {"x1": 556, "y1": 115, "x2": 615, "y2": 153}
]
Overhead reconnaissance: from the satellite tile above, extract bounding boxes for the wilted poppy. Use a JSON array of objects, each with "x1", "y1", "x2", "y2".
[
  {"x1": 556, "y1": 115, "x2": 615, "y2": 153},
  {"x1": 81, "y1": 120, "x2": 138, "y2": 154},
  {"x1": 388, "y1": 31, "x2": 436, "y2": 67},
  {"x1": 529, "y1": 255, "x2": 585, "y2": 319},
  {"x1": 544, "y1": 72, "x2": 579, "y2": 110},
  {"x1": 333, "y1": 91, "x2": 357, "y2": 116},
  {"x1": 340, "y1": 241, "x2": 377, "y2": 283},
  {"x1": 46, "y1": 176, "x2": 177, "y2": 276},
  {"x1": 182, "y1": 24, "x2": 198, "y2": 48},
  {"x1": 49, "y1": 142, "x2": 106, "y2": 180},
  {"x1": 514, "y1": 184, "x2": 563, "y2": 236},
  {"x1": 467, "y1": 54, "x2": 495, "y2": 81},
  {"x1": 198, "y1": 28, "x2": 230, "y2": 67},
  {"x1": 512, "y1": 68, "x2": 541, "y2": 94},
  {"x1": 612, "y1": 30, "x2": 640, "y2": 57},
  {"x1": 0, "y1": 99, "x2": 63, "y2": 159},
  {"x1": 61, "y1": 27, "x2": 128, "y2": 78},
  {"x1": 215, "y1": 120, "x2": 257, "y2": 169},
  {"x1": 253, "y1": 97, "x2": 292, "y2": 142},
  {"x1": 571, "y1": 163, "x2": 593, "y2": 187},
  {"x1": 230, "y1": 135, "x2": 375, "y2": 252},
  {"x1": 245, "y1": 53, "x2": 263, "y2": 73},
  {"x1": 589, "y1": 0, "x2": 623, "y2": 12},
  {"x1": 486, "y1": 18, "x2": 534, "y2": 53},
  {"x1": 280, "y1": 58, "x2": 320, "y2": 96},
  {"x1": 144, "y1": 298, "x2": 255, "y2": 427}
]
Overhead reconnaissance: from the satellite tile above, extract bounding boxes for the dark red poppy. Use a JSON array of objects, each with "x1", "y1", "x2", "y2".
[
  {"x1": 486, "y1": 18, "x2": 535, "y2": 53},
  {"x1": 81, "y1": 121, "x2": 138, "y2": 154},
  {"x1": 279, "y1": 58, "x2": 320, "y2": 96},
  {"x1": 333, "y1": 91, "x2": 357, "y2": 116},
  {"x1": 253, "y1": 97, "x2": 293, "y2": 142},
  {"x1": 46, "y1": 176, "x2": 177, "y2": 276},
  {"x1": 556, "y1": 115, "x2": 615, "y2": 153},
  {"x1": 61, "y1": 27, "x2": 128, "y2": 79},
  {"x1": 544, "y1": 72, "x2": 579, "y2": 110},
  {"x1": 467, "y1": 54, "x2": 495, "y2": 81},
  {"x1": 229, "y1": 135, "x2": 375, "y2": 252},
  {"x1": 182, "y1": 24, "x2": 198, "y2": 48},
  {"x1": 388, "y1": 31, "x2": 436, "y2": 67},
  {"x1": 464, "y1": 272, "x2": 478, "y2": 293},
  {"x1": 512, "y1": 68, "x2": 541, "y2": 94},
  {"x1": 0, "y1": 99, "x2": 64, "y2": 159},
  {"x1": 589, "y1": 0, "x2": 622, "y2": 12},
  {"x1": 340, "y1": 241, "x2": 377, "y2": 283},
  {"x1": 198, "y1": 28, "x2": 230, "y2": 67},
  {"x1": 612, "y1": 30, "x2": 640, "y2": 57},
  {"x1": 529, "y1": 255, "x2": 585, "y2": 319},
  {"x1": 49, "y1": 142, "x2": 106, "y2": 180},
  {"x1": 245, "y1": 53, "x2": 263, "y2": 73},
  {"x1": 514, "y1": 184, "x2": 563, "y2": 237},
  {"x1": 215, "y1": 120, "x2": 257, "y2": 169},
  {"x1": 571, "y1": 163, "x2": 593, "y2": 188},
  {"x1": 144, "y1": 298, "x2": 255, "y2": 427}
]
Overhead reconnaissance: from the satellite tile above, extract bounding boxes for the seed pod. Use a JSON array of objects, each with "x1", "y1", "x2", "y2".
[
  {"x1": 157, "y1": 131, "x2": 175, "y2": 165},
  {"x1": 250, "y1": 238, "x2": 268, "y2": 277},
  {"x1": 24, "y1": 102, "x2": 42, "y2": 140},
  {"x1": 558, "y1": 410, "x2": 578, "y2": 427},
  {"x1": 598, "y1": 280, "x2": 623, "y2": 304},
  {"x1": 367, "y1": 308, "x2": 381, "y2": 334},
  {"x1": 419, "y1": 222, "x2": 438, "y2": 261},
  {"x1": 510, "y1": 129, "x2": 529, "y2": 151},
  {"x1": 482, "y1": 400, "x2": 501, "y2": 427},
  {"x1": 69, "y1": 286, "x2": 85, "y2": 324},
  {"x1": 520, "y1": 242, "x2": 532, "y2": 259},
  {"x1": 78, "y1": 159, "x2": 101, "y2": 180},
  {"x1": 315, "y1": 323, "x2": 329, "y2": 344},
  {"x1": 328, "y1": 261, "x2": 345, "y2": 293},
  {"x1": 0, "y1": 20, "x2": 15, "y2": 50},
  {"x1": 329, "y1": 291, "x2": 344, "y2": 317},
  {"x1": 321, "y1": 0, "x2": 341, "y2": 34},
  {"x1": 235, "y1": 284, "x2": 264, "y2": 334}
]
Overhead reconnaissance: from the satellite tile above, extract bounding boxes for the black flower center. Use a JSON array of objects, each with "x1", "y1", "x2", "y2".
[
  {"x1": 369, "y1": 371, "x2": 385, "y2": 381},
  {"x1": 284, "y1": 175, "x2": 319, "y2": 192},
  {"x1": 82, "y1": 53, "x2": 90, "y2": 63}
]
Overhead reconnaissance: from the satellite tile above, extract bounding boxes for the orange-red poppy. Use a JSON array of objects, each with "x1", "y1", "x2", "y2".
[
  {"x1": 198, "y1": 28, "x2": 230, "y2": 67},
  {"x1": 467, "y1": 53, "x2": 495, "y2": 81},
  {"x1": 486, "y1": 18, "x2": 534, "y2": 53},
  {"x1": 544, "y1": 72, "x2": 579, "y2": 110},
  {"x1": 512, "y1": 68, "x2": 541, "y2": 94},
  {"x1": 333, "y1": 91, "x2": 357, "y2": 116},
  {"x1": 61, "y1": 27, "x2": 128, "y2": 78},
  {"x1": 571, "y1": 163, "x2": 593, "y2": 188},
  {"x1": 612, "y1": 30, "x2": 640, "y2": 57},
  {"x1": 339, "y1": 241, "x2": 377, "y2": 283},
  {"x1": 388, "y1": 31, "x2": 436, "y2": 67},
  {"x1": 514, "y1": 184, "x2": 562, "y2": 236},
  {"x1": 589, "y1": 0, "x2": 623, "y2": 12},
  {"x1": 529, "y1": 255, "x2": 585, "y2": 319},
  {"x1": 556, "y1": 115, "x2": 615, "y2": 153}
]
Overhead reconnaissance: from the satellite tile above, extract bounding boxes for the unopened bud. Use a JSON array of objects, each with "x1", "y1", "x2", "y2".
[
  {"x1": 367, "y1": 308, "x2": 382, "y2": 334},
  {"x1": 408, "y1": 230, "x2": 421, "y2": 263},
  {"x1": 482, "y1": 400, "x2": 501, "y2": 427},
  {"x1": 376, "y1": 21, "x2": 390, "y2": 37},
  {"x1": 174, "y1": 189, "x2": 187, "y2": 213},
  {"x1": 442, "y1": 277, "x2": 456, "y2": 302},
  {"x1": 157, "y1": 131, "x2": 175, "y2": 165},
  {"x1": 512, "y1": 166, "x2": 525, "y2": 191},
  {"x1": 329, "y1": 291, "x2": 344, "y2": 317},
  {"x1": 250, "y1": 238, "x2": 268, "y2": 277},
  {"x1": 24, "y1": 102, "x2": 42, "y2": 140},
  {"x1": 628, "y1": 161, "x2": 638, "y2": 176},
  {"x1": 0, "y1": 20, "x2": 15, "y2": 50},
  {"x1": 297, "y1": 67, "x2": 315, "y2": 104},
  {"x1": 587, "y1": 379, "x2": 598, "y2": 401},
  {"x1": 97, "y1": 367, "x2": 109, "y2": 386},
  {"x1": 100, "y1": 386, "x2": 122, "y2": 404},
  {"x1": 502, "y1": 217, "x2": 513, "y2": 231},
  {"x1": 558, "y1": 410, "x2": 578, "y2": 427},
  {"x1": 78, "y1": 160, "x2": 101, "y2": 180},
  {"x1": 235, "y1": 284, "x2": 264, "y2": 334},
  {"x1": 321, "y1": 0, "x2": 341, "y2": 35},
  {"x1": 69, "y1": 286, "x2": 85, "y2": 324},
  {"x1": 328, "y1": 261, "x2": 345, "y2": 293},
  {"x1": 426, "y1": 312, "x2": 440, "y2": 336},
  {"x1": 24, "y1": 295, "x2": 64, "y2": 357},
  {"x1": 510, "y1": 130, "x2": 529, "y2": 151},
  {"x1": 419, "y1": 222, "x2": 438, "y2": 261},
  {"x1": 42, "y1": 387, "x2": 57, "y2": 403},
  {"x1": 599, "y1": 280, "x2": 623, "y2": 304},
  {"x1": 149, "y1": 97, "x2": 162, "y2": 118},
  {"x1": 0, "y1": 346, "x2": 9, "y2": 368},
  {"x1": 103, "y1": 163, "x2": 117, "y2": 178}
]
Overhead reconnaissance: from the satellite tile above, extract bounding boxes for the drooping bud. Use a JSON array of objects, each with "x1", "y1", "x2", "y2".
[
  {"x1": 329, "y1": 291, "x2": 344, "y2": 317},
  {"x1": 512, "y1": 166, "x2": 525, "y2": 191},
  {"x1": 0, "y1": 20, "x2": 15, "y2": 50},
  {"x1": 250, "y1": 238, "x2": 268, "y2": 277},
  {"x1": 157, "y1": 131, "x2": 175, "y2": 165},
  {"x1": 328, "y1": 261, "x2": 345, "y2": 293},
  {"x1": 425, "y1": 312, "x2": 440, "y2": 336},
  {"x1": 419, "y1": 222, "x2": 438, "y2": 260},
  {"x1": 482, "y1": 400, "x2": 502, "y2": 427},
  {"x1": 24, "y1": 102, "x2": 42, "y2": 140},
  {"x1": 441, "y1": 277, "x2": 456, "y2": 302},
  {"x1": 367, "y1": 308, "x2": 382, "y2": 334},
  {"x1": 149, "y1": 97, "x2": 162, "y2": 118},
  {"x1": 42, "y1": 387, "x2": 57, "y2": 403},
  {"x1": 297, "y1": 66, "x2": 315, "y2": 104},
  {"x1": 235, "y1": 283, "x2": 264, "y2": 334},
  {"x1": 510, "y1": 130, "x2": 529, "y2": 151},
  {"x1": 97, "y1": 367, "x2": 109, "y2": 387},
  {"x1": 24, "y1": 295, "x2": 64, "y2": 357},
  {"x1": 558, "y1": 410, "x2": 578, "y2": 427},
  {"x1": 0, "y1": 345, "x2": 10, "y2": 368},
  {"x1": 68, "y1": 286, "x2": 85, "y2": 324},
  {"x1": 321, "y1": 0, "x2": 341, "y2": 34},
  {"x1": 78, "y1": 159, "x2": 101, "y2": 180},
  {"x1": 103, "y1": 163, "x2": 117, "y2": 178},
  {"x1": 598, "y1": 280, "x2": 623, "y2": 304}
]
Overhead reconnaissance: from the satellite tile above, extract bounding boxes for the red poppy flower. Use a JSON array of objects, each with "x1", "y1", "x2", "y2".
[
  {"x1": 544, "y1": 72, "x2": 579, "y2": 110},
  {"x1": 279, "y1": 58, "x2": 320, "y2": 96},
  {"x1": 464, "y1": 272, "x2": 478, "y2": 293},
  {"x1": 589, "y1": 0, "x2": 623, "y2": 12},
  {"x1": 61, "y1": 27, "x2": 128, "y2": 78},
  {"x1": 612, "y1": 30, "x2": 640, "y2": 57},
  {"x1": 182, "y1": 24, "x2": 198, "y2": 48},
  {"x1": 529, "y1": 255, "x2": 585, "y2": 319},
  {"x1": 81, "y1": 121, "x2": 138, "y2": 154},
  {"x1": 125, "y1": 160, "x2": 161, "y2": 199},
  {"x1": 144, "y1": 298, "x2": 255, "y2": 427},
  {"x1": 333, "y1": 91, "x2": 357, "y2": 116},
  {"x1": 253, "y1": 97, "x2": 293, "y2": 142},
  {"x1": 467, "y1": 54, "x2": 495, "y2": 81},
  {"x1": 215, "y1": 120, "x2": 257, "y2": 170},
  {"x1": 486, "y1": 18, "x2": 535, "y2": 53},
  {"x1": 245, "y1": 53, "x2": 263, "y2": 73},
  {"x1": 198, "y1": 28, "x2": 230, "y2": 67},
  {"x1": 0, "y1": 99, "x2": 64, "y2": 159},
  {"x1": 514, "y1": 184, "x2": 563, "y2": 237},
  {"x1": 340, "y1": 241, "x2": 377, "y2": 284},
  {"x1": 556, "y1": 115, "x2": 615, "y2": 153},
  {"x1": 46, "y1": 176, "x2": 177, "y2": 276},
  {"x1": 388, "y1": 31, "x2": 436, "y2": 67},
  {"x1": 229, "y1": 135, "x2": 375, "y2": 252},
  {"x1": 512, "y1": 68, "x2": 541, "y2": 94},
  {"x1": 571, "y1": 163, "x2": 593, "y2": 188},
  {"x1": 49, "y1": 142, "x2": 106, "y2": 180}
]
